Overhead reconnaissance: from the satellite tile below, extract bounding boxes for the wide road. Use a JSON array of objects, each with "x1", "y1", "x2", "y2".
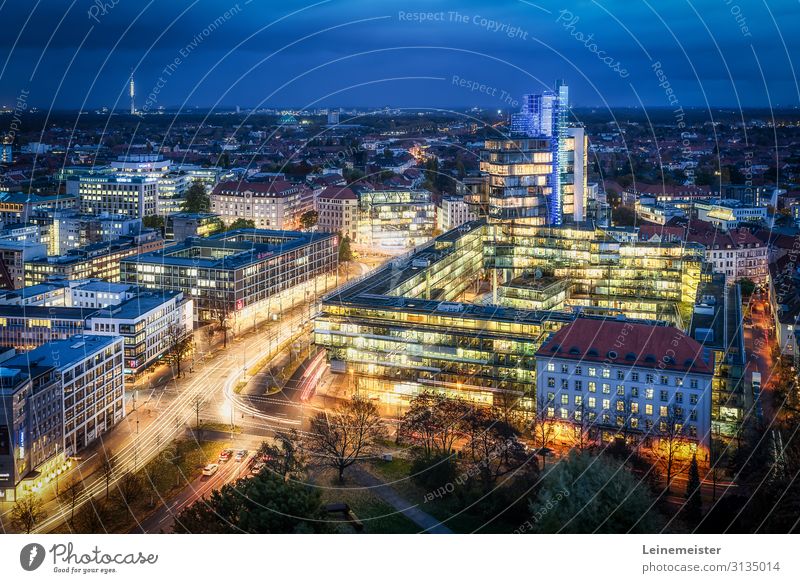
[{"x1": 0, "y1": 278, "x2": 333, "y2": 534}]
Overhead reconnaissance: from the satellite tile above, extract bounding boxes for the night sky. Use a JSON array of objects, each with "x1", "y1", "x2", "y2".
[{"x1": 0, "y1": 0, "x2": 798, "y2": 111}]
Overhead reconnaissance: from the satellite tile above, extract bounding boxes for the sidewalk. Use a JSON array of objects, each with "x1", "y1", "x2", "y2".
[{"x1": 349, "y1": 466, "x2": 452, "y2": 534}]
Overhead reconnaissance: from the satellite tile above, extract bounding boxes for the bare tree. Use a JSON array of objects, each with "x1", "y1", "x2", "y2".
[
  {"x1": 212, "y1": 302, "x2": 231, "y2": 348},
  {"x1": 399, "y1": 392, "x2": 468, "y2": 457},
  {"x1": 11, "y1": 492, "x2": 46, "y2": 533},
  {"x1": 101, "y1": 451, "x2": 116, "y2": 500},
  {"x1": 492, "y1": 390, "x2": 526, "y2": 431},
  {"x1": 653, "y1": 404, "x2": 690, "y2": 493},
  {"x1": 190, "y1": 394, "x2": 208, "y2": 428},
  {"x1": 117, "y1": 471, "x2": 142, "y2": 505},
  {"x1": 464, "y1": 409, "x2": 531, "y2": 491},
  {"x1": 59, "y1": 477, "x2": 85, "y2": 523},
  {"x1": 73, "y1": 497, "x2": 108, "y2": 534},
  {"x1": 530, "y1": 395, "x2": 557, "y2": 468},
  {"x1": 307, "y1": 397, "x2": 385, "y2": 482},
  {"x1": 569, "y1": 401, "x2": 597, "y2": 451},
  {"x1": 165, "y1": 322, "x2": 193, "y2": 377}
]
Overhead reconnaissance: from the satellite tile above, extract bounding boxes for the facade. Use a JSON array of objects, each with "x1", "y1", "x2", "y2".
[
  {"x1": 686, "y1": 226, "x2": 768, "y2": 285},
  {"x1": 24, "y1": 231, "x2": 164, "y2": 286},
  {"x1": 0, "y1": 240, "x2": 47, "y2": 290},
  {"x1": 4, "y1": 335, "x2": 125, "y2": 459},
  {"x1": 0, "y1": 363, "x2": 62, "y2": 501},
  {"x1": 695, "y1": 199, "x2": 767, "y2": 230},
  {"x1": 120, "y1": 229, "x2": 337, "y2": 320},
  {"x1": 356, "y1": 189, "x2": 436, "y2": 248},
  {"x1": 165, "y1": 212, "x2": 224, "y2": 242},
  {"x1": 50, "y1": 210, "x2": 143, "y2": 256},
  {"x1": 72, "y1": 174, "x2": 158, "y2": 219},
  {"x1": 210, "y1": 180, "x2": 314, "y2": 230},
  {"x1": 0, "y1": 192, "x2": 77, "y2": 224},
  {"x1": 501, "y1": 81, "x2": 586, "y2": 225},
  {"x1": 316, "y1": 187, "x2": 359, "y2": 242},
  {"x1": 0, "y1": 305, "x2": 96, "y2": 350},
  {"x1": 535, "y1": 318, "x2": 713, "y2": 449},
  {"x1": 84, "y1": 290, "x2": 193, "y2": 378},
  {"x1": 437, "y1": 195, "x2": 477, "y2": 232}
]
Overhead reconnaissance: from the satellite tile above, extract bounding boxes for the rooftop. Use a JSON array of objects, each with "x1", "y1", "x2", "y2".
[
  {"x1": 3, "y1": 334, "x2": 120, "y2": 371},
  {"x1": 536, "y1": 317, "x2": 713, "y2": 375},
  {"x1": 123, "y1": 228, "x2": 335, "y2": 270}
]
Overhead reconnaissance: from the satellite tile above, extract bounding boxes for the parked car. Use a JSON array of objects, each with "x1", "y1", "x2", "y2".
[
  {"x1": 218, "y1": 449, "x2": 233, "y2": 462},
  {"x1": 235, "y1": 449, "x2": 248, "y2": 462},
  {"x1": 202, "y1": 463, "x2": 219, "y2": 477}
]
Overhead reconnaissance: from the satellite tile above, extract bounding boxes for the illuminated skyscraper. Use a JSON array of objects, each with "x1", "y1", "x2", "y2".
[{"x1": 485, "y1": 80, "x2": 586, "y2": 225}]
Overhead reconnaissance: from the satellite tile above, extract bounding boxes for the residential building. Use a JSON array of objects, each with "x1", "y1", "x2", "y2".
[
  {"x1": 210, "y1": 180, "x2": 314, "y2": 230},
  {"x1": 437, "y1": 195, "x2": 477, "y2": 232},
  {"x1": 686, "y1": 223, "x2": 768, "y2": 285},
  {"x1": 316, "y1": 187, "x2": 359, "y2": 242},
  {"x1": 534, "y1": 318, "x2": 714, "y2": 450}
]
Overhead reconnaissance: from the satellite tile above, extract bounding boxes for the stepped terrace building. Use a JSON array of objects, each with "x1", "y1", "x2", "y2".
[
  {"x1": 121, "y1": 229, "x2": 337, "y2": 321},
  {"x1": 315, "y1": 219, "x2": 713, "y2": 420}
]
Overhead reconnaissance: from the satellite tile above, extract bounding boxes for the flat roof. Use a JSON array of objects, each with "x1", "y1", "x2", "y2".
[
  {"x1": 123, "y1": 228, "x2": 334, "y2": 270},
  {"x1": 89, "y1": 290, "x2": 183, "y2": 320},
  {"x1": 0, "y1": 305, "x2": 97, "y2": 320},
  {"x1": 4, "y1": 334, "x2": 120, "y2": 370}
]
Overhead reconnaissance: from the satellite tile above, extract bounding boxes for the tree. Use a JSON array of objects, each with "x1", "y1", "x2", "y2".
[
  {"x1": 174, "y1": 471, "x2": 330, "y2": 533},
  {"x1": 527, "y1": 450, "x2": 663, "y2": 533},
  {"x1": 11, "y1": 492, "x2": 46, "y2": 533},
  {"x1": 569, "y1": 401, "x2": 597, "y2": 451},
  {"x1": 738, "y1": 278, "x2": 756, "y2": 297},
  {"x1": 190, "y1": 394, "x2": 208, "y2": 428},
  {"x1": 165, "y1": 322, "x2": 193, "y2": 377},
  {"x1": 226, "y1": 218, "x2": 256, "y2": 231},
  {"x1": 463, "y1": 408, "x2": 530, "y2": 491},
  {"x1": 142, "y1": 215, "x2": 164, "y2": 231},
  {"x1": 181, "y1": 180, "x2": 210, "y2": 213},
  {"x1": 653, "y1": 405, "x2": 690, "y2": 493},
  {"x1": 117, "y1": 472, "x2": 143, "y2": 505},
  {"x1": 338, "y1": 233, "x2": 353, "y2": 264},
  {"x1": 73, "y1": 497, "x2": 108, "y2": 534},
  {"x1": 257, "y1": 430, "x2": 306, "y2": 480},
  {"x1": 299, "y1": 210, "x2": 318, "y2": 230},
  {"x1": 307, "y1": 397, "x2": 385, "y2": 482},
  {"x1": 211, "y1": 302, "x2": 231, "y2": 348},
  {"x1": 101, "y1": 452, "x2": 116, "y2": 500},
  {"x1": 530, "y1": 395, "x2": 557, "y2": 469},
  {"x1": 399, "y1": 392, "x2": 468, "y2": 458},
  {"x1": 59, "y1": 477, "x2": 85, "y2": 523},
  {"x1": 684, "y1": 454, "x2": 702, "y2": 524}
]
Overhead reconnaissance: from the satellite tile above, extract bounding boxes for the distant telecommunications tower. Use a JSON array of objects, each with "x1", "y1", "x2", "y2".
[{"x1": 129, "y1": 74, "x2": 135, "y2": 115}]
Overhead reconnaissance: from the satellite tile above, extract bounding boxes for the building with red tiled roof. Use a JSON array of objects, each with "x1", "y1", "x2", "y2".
[
  {"x1": 535, "y1": 317, "x2": 713, "y2": 448},
  {"x1": 685, "y1": 223, "x2": 768, "y2": 285}
]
